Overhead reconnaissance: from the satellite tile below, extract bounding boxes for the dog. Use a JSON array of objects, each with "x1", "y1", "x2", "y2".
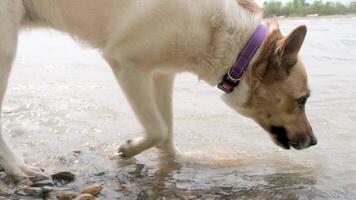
[{"x1": 0, "y1": 0, "x2": 317, "y2": 184}]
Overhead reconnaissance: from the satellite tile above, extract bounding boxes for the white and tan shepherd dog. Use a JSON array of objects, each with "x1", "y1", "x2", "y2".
[{"x1": 0, "y1": 0, "x2": 317, "y2": 184}]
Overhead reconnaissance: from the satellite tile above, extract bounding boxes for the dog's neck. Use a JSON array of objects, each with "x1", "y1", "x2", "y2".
[
  {"x1": 195, "y1": 1, "x2": 263, "y2": 105},
  {"x1": 200, "y1": 27, "x2": 263, "y2": 87},
  {"x1": 193, "y1": 2, "x2": 264, "y2": 105}
]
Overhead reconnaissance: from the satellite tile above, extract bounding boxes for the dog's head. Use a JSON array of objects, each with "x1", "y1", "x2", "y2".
[{"x1": 223, "y1": 19, "x2": 317, "y2": 150}]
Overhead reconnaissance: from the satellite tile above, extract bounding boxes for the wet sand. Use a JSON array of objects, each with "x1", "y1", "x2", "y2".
[{"x1": 1, "y1": 16, "x2": 355, "y2": 199}]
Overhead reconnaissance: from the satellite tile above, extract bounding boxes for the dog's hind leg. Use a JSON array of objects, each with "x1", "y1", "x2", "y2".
[
  {"x1": 107, "y1": 59, "x2": 169, "y2": 159},
  {"x1": 0, "y1": 0, "x2": 48, "y2": 184},
  {"x1": 152, "y1": 73, "x2": 177, "y2": 156}
]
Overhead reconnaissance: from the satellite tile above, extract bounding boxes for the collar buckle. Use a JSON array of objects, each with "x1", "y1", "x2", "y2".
[
  {"x1": 218, "y1": 70, "x2": 245, "y2": 93},
  {"x1": 218, "y1": 24, "x2": 267, "y2": 93}
]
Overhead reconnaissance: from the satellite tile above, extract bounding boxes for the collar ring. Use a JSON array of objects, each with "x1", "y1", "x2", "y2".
[{"x1": 227, "y1": 69, "x2": 246, "y2": 82}]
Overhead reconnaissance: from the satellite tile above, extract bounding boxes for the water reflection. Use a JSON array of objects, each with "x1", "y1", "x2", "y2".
[{"x1": 112, "y1": 156, "x2": 318, "y2": 200}]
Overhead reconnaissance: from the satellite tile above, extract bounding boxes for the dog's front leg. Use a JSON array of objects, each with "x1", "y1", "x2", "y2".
[
  {"x1": 0, "y1": 1, "x2": 48, "y2": 184},
  {"x1": 108, "y1": 60, "x2": 169, "y2": 159},
  {"x1": 152, "y1": 73, "x2": 177, "y2": 156}
]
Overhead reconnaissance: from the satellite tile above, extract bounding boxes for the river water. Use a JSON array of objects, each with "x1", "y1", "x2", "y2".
[{"x1": 0, "y1": 16, "x2": 355, "y2": 199}]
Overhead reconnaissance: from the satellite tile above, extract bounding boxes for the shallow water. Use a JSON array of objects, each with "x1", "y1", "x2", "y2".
[{"x1": 1, "y1": 16, "x2": 356, "y2": 199}]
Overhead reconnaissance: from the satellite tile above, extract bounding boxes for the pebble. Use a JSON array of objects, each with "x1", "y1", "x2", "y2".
[
  {"x1": 74, "y1": 194, "x2": 95, "y2": 200},
  {"x1": 16, "y1": 186, "x2": 51, "y2": 198},
  {"x1": 56, "y1": 192, "x2": 78, "y2": 200},
  {"x1": 0, "y1": 191, "x2": 10, "y2": 200},
  {"x1": 31, "y1": 179, "x2": 54, "y2": 187},
  {"x1": 94, "y1": 172, "x2": 105, "y2": 176},
  {"x1": 56, "y1": 184, "x2": 103, "y2": 200},
  {"x1": 217, "y1": 191, "x2": 230, "y2": 196},
  {"x1": 120, "y1": 184, "x2": 134, "y2": 193},
  {"x1": 80, "y1": 184, "x2": 103, "y2": 196},
  {"x1": 52, "y1": 171, "x2": 75, "y2": 185},
  {"x1": 145, "y1": 189, "x2": 154, "y2": 196}
]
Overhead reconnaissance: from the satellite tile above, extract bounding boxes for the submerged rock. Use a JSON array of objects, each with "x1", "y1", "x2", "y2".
[
  {"x1": 56, "y1": 192, "x2": 78, "y2": 200},
  {"x1": 15, "y1": 186, "x2": 51, "y2": 198},
  {"x1": 80, "y1": 184, "x2": 103, "y2": 196},
  {"x1": 55, "y1": 183, "x2": 102, "y2": 200},
  {"x1": 52, "y1": 171, "x2": 75, "y2": 185},
  {"x1": 31, "y1": 179, "x2": 54, "y2": 187},
  {"x1": 74, "y1": 194, "x2": 95, "y2": 200},
  {"x1": 94, "y1": 172, "x2": 105, "y2": 176}
]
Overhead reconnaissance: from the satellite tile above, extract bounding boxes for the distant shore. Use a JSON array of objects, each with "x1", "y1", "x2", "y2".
[
  {"x1": 273, "y1": 13, "x2": 356, "y2": 20},
  {"x1": 263, "y1": 0, "x2": 356, "y2": 19}
]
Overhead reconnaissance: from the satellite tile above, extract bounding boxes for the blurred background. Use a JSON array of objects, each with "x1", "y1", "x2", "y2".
[{"x1": 260, "y1": 0, "x2": 356, "y2": 16}]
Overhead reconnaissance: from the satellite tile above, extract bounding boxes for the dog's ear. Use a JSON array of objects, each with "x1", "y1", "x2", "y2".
[
  {"x1": 273, "y1": 25, "x2": 307, "y2": 76},
  {"x1": 278, "y1": 25, "x2": 307, "y2": 58},
  {"x1": 250, "y1": 24, "x2": 307, "y2": 85}
]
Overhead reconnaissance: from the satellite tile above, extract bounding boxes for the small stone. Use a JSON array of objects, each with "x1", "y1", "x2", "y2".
[
  {"x1": 24, "y1": 187, "x2": 41, "y2": 194},
  {"x1": 56, "y1": 192, "x2": 78, "y2": 200},
  {"x1": 74, "y1": 194, "x2": 95, "y2": 200},
  {"x1": 120, "y1": 184, "x2": 134, "y2": 193},
  {"x1": 146, "y1": 189, "x2": 154, "y2": 196},
  {"x1": 94, "y1": 172, "x2": 105, "y2": 176},
  {"x1": 81, "y1": 184, "x2": 103, "y2": 196},
  {"x1": 217, "y1": 191, "x2": 230, "y2": 196},
  {"x1": 182, "y1": 195, "x2": 197, "y2": 200},
  {"x1": 31, "y1": 179, "x2": 54, "y2": 187},
  {"x1": 52, "y1": 171, "x2": 75, "y2": 185},
  {"x1": 16, "y1": 186, "x2": 50, "y2": 198}
]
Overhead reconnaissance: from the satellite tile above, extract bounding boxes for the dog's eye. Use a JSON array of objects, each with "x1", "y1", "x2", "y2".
[{"x1": 296, "y1": 96, "x2": 308, "y2": 108}]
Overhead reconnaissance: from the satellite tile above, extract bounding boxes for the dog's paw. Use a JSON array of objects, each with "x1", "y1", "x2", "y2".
[
  {"x1": 3, "y1": 160, "x2": 49, "y2": 186},
  {"x1": 14, "y1": 165, "x2": 49, "y2": 185},
  {"x1": 111, "y1": 139, "x2": 141, "y2": 160},
  {"x1": 117, "y1": 139, "x2": 135, "y2": 159}
]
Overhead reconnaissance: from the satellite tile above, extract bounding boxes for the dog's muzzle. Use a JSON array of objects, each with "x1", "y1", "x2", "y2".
[{"x1": 270, "y1": 126, "x2": 317, "y2": 150}]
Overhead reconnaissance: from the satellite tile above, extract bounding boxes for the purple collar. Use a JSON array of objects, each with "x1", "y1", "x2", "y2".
[{"x1": 218, "y1": 24, "x2": 268, "y2": 93}]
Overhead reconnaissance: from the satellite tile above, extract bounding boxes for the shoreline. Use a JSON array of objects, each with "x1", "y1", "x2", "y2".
[{"x1": 273, "y1": 13, "x2": 356, "y2": 20}]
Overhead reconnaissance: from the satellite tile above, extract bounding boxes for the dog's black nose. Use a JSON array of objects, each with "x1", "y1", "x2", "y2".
[
  {"x1": 310, "y1": 135, "x2": 318, "y2": 146},
  {"x1": 270, "y1": 126, "x2": 290, "y2": 149}
]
